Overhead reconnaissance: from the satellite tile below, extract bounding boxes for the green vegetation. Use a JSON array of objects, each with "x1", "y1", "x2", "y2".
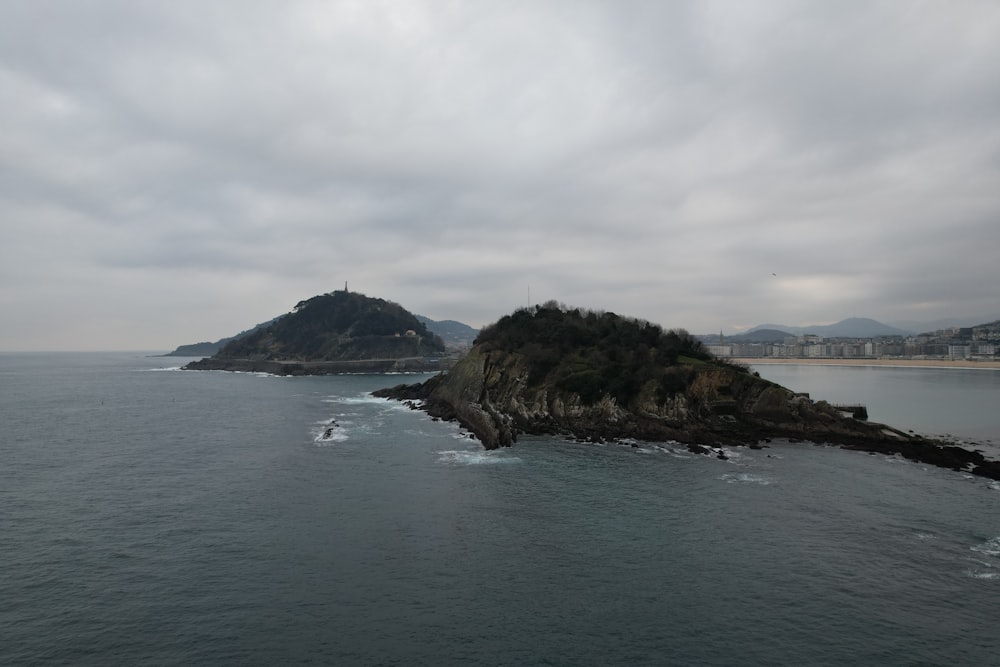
[
  {"x1": 475, "y1": 301, "x2": 734, "y2": 406},
  {"x1": 214, "y1": 290, "x2": 446, "y2": 361}
]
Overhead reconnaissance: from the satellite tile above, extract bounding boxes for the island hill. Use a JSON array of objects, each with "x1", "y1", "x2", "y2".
[
  {"x1": 375, "y1": 302, "x2": 1000, "y2": 480},
  {"x1": 184, "y1": 290, "x2": 449, "y2": 375}
]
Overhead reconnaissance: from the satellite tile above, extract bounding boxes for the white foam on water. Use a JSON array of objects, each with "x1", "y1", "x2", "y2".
[
  {"x1": 970, "y1": 536, "x2": 1000, "y2": 558},
  {"x1": 988, "y1": 481, "x2": 1000, "y2": 491},
  {"x1": 314, "y1": 430, "x2": 349, "y2": 446},
  {"x1": 313, "y1": 420, "x2": 350, "y2": 445},
  {"x1": 965, "y1": 537, "x2": 1000, "y2": 581},
  {"x1": 324, "y1": 394, "x2": 393, "y2": 406},
  {"x1": 720, "y1": 472, "x2": 774, "y2": 485},
  {"x1": 437, "y1": 450, "x2": 522, "y2": 466},
  {"x1": 914, "y1": 532, "x2": 937, "y2": 541}
]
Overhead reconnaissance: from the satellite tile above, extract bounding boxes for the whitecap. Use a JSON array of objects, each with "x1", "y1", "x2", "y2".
[
  {"x1": 914, "y1": 533, "x2": 937, "y2": 541},
  {"x1": 314, "y1": 432, "x2": 348, "y2": 446},
  {"x1": 313, "y1": 419, "x2": 351, "y2": 445},
  {"x1": 720, "y1": 472, "x2": 773, "y2": 485},
  {"x1": 970, "y1": 536, "x2": 1000, "y2": 558},
  {"x1": 965, "y1": 570, "x2": 999, "y2": 580},
  {"x1": 324, "y1": 394, "x2": 393, "y2": 405},
  {"x1": 437, "y1": 450, "x2": 522, "y2": 466}
]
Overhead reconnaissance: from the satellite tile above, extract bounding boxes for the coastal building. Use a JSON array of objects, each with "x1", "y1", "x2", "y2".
[
  {"x1": 708, "y1": 323, "x2": 998, "y2": 362},
  {"x1": 949, "y1": 344, "x2": 972, "y2": 360}
]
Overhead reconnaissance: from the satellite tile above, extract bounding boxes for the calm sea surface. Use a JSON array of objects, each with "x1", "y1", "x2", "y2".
[
  {"x1": 2, "y1": 352, "x2": 999, "y2": 665},
  {"x1": 750, "y1": 363, "x2": 1000, "y2": 447}
]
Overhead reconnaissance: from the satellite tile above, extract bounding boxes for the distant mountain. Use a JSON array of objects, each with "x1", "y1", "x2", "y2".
[
  {"x1": 731, "y1": 328, "x2": 796, "y2": 343},
  {"x1": 889, "y1": 315, "x2": 1000, "y2": 334},
  {"x1": 416, "y1": 316, "x2": 478, "y2": 349},
  {"x1": 744, "y1": 317, "x2": 912, "y2": 338}
]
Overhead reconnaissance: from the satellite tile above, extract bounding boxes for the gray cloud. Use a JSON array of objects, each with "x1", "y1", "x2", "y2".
[{"x1": 2, "y1": 1, "x2": 999, "y2": 350}]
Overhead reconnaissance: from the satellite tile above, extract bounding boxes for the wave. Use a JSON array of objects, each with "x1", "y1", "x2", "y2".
[
  {"x1": 322, "y1": 394, "x2": 413, "y2": 413},
  {"x1": 971, "y1": 536, "x2": 1000, "y2": 558},
  {"x1": 437, "y1": 450, "x2": 522, "y2": 466},
  {"x1": 720, "y1": 472, "x2": 774, "y2": 485},
  {"x1": 313, "y1": 420, "x2": 350, "y2": 445}
]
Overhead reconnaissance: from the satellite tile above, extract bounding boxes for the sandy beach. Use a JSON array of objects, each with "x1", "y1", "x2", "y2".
[{"x1": 733, "y1": 357, "x2": 1000, "y2": 370}]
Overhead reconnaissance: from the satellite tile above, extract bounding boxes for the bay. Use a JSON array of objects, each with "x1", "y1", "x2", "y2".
[
  {"x1": 2, "y1": 353, "x2": 999, "y2": 665},
  {"x1": 750, "y1": 362, "x2": 1000, "y2": 447}
]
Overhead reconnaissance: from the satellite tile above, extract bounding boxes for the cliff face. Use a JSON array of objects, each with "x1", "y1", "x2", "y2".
[
  {"x1": 374, "y1": 305, "x2": 1000, "y2": 480},
  {"x1": 378, "y1": 346, "x2": 906, "y2": 450}
]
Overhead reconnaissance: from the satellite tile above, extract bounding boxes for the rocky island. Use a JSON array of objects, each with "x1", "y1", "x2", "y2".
[
  {"x1": 184, "y1": 290, "x2": 449, "y2": 374},
  {"x1": 375, "y1": 303, "x2": 1000, "y2": 480}
]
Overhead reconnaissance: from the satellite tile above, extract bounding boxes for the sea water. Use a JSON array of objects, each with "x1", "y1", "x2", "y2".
[
  {"x1": 750, "y1": 362, "x2": 1000, "y2": 449},
  {"x1": 2, "y1": 352, "x2": 999, "y2": 665}
]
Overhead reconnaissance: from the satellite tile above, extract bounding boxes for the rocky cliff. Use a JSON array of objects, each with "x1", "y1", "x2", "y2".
[{"x1": 375, "y1": 304, "x2": 1000, "y2": 480}]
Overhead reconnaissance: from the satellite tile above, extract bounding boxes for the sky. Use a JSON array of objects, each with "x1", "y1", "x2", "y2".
[{"x1": 2, "y1": 1, "x2": 999, "y2": 351}]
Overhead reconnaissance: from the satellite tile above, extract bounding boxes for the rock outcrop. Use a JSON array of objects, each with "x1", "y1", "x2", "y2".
[{"x1": 374, "y1": 304, "x2": 1000, "y2": 480}]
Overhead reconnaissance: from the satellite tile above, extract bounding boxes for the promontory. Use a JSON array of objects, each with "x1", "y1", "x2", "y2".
[
  {"x1": 374, "y1": 302, "x2": 1000, "y2": 480},
  {"x1": 184, "y1": 290, "x2": 448, "y2": 374}
]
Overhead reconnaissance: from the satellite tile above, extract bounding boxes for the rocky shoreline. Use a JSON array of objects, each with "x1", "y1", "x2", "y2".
[
  {"x1": 183, "y1": 356, "x2": 451, "y2": 375},
  {"x1": 374, "y1": 351, "x2": 1000, "y2": 481}
]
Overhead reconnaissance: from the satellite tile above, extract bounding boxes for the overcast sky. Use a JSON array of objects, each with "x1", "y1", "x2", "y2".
[{"x1": 2, "y1": 1, "x2": 999, "y2": 351}]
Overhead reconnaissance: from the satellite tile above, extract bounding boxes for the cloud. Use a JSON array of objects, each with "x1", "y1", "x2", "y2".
[{"x1": 2, "y1": 1, "x2": 999, "y2": 349}]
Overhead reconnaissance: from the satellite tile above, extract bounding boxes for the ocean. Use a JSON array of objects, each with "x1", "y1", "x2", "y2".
[{"x1": 2, "y1": 352, "x2": 999, "y2": 665}]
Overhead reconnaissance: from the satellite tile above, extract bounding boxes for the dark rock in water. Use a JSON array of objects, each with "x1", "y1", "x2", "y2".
[{"x1": 372, "y1": 304, "x2": 1000, "y2": 480}]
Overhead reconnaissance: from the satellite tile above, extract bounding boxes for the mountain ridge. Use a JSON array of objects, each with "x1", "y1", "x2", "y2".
[{"x1": 742, "y1": 317, "x2": 911, "y2": 338}]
